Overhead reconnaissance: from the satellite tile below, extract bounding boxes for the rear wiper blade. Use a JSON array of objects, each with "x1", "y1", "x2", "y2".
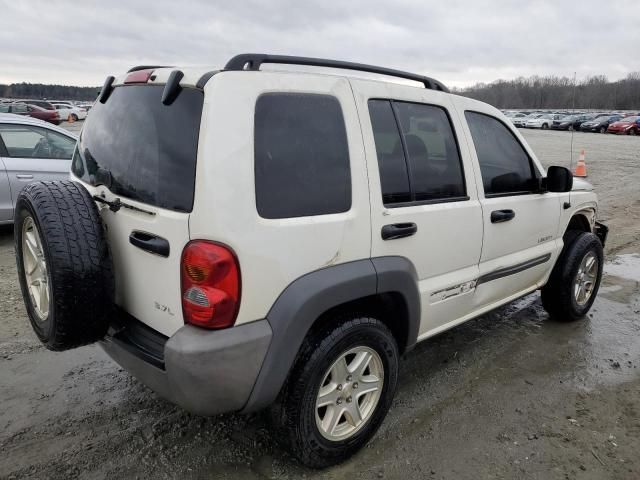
[{"x1": 93, "y1": 195, "x2": 156, "y2": 216}]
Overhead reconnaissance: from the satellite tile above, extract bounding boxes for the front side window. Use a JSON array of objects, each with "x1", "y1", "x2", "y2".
[
  {"x1": 465, "y1": 111, "x2": 537, "y2": 196},
  {"x1": 368, "y1": 99, "x2": 466, "y2": 206},
  {"x1": 254, "y1": 93, "x2": 351, "y2": 219},
  {"x1": 0, "y1": 124, "x2": 75, "y2": 159}
]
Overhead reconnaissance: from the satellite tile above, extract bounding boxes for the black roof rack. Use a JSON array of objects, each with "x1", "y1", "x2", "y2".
[
  {"x1": 127, "y1": 65, "x2": 172, "y2": 73},
  {"x1": 224, "y1": 53, "x2": 449, "y2": 92}
]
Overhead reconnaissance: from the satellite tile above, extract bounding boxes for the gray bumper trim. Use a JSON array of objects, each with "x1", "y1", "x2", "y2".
[{"x1": 101, "y1": 320, "x2": 272, "y2": 416}]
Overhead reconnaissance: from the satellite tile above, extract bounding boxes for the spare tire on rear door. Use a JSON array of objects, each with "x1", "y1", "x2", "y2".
[{"x1": 14, "y1": 181, "x2": 114, "y2": 351}]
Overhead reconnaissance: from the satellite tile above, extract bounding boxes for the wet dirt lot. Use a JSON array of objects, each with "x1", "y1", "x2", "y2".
[{"x1": 1, "y1": 127, "x2": 639, "y2": 479}]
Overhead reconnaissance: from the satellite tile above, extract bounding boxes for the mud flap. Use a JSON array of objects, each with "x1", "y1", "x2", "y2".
[{"x1": 595, "y1": 221, "x2": 608, "y2": 247}]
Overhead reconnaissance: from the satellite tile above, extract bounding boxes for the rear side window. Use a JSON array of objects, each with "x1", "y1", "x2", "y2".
[
  {"x1": 368, "y1": 99, "x2": 466, "y2": 206},
  {"x1": 72, "y1": 85, "x2": 203, "y2": 212},
  {"x1": 465, "y1": 111, "x2": 537, "y2": 196},
  {"x1": 254, "y1": 93, "x2": 351, "y2": 219}
]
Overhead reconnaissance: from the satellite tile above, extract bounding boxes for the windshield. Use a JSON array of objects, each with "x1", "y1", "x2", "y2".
[{"x1": 71, "y1": 85, "x2": 204, "y2": 212}]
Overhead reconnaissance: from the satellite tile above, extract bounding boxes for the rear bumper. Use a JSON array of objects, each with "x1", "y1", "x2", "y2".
[{"x1": 100, "y1": 319, "x2": 272, "y2": 416}]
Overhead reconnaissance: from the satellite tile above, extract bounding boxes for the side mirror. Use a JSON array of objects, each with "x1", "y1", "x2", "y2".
[{"x1": 545, "y1": 166, "x2": 573, "y2": 192}]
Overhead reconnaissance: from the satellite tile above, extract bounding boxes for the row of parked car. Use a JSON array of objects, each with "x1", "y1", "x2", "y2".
[
  {"x1": 0, "y1": 99, "x2": 89, "y2": 125},
  {"x1": 504, "y1": 110, "x2": 640, "y2": 135}
]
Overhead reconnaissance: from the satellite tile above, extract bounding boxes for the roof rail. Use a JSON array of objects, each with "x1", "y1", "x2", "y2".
[
  {"x1": 127, "y1": 65, "x2": 172, "y2": 73},
  {"x1": 224, "y1": 53, "x2": 449, "y2": 92}
]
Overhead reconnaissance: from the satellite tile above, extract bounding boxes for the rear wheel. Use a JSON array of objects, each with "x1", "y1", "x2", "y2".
[
  {"x1": 270, "y1": 316, "x2": 399, "y2": 468},
  {"x1": 599, "y1": 126, "x2": 606, "y2": 133},
  {"x1": 15, "y1": 181, "x2": 114, "y2": 350},
  {"x1": 568, "y1": 125, "x2": 574, "y2": 131},
  {"x1": 542, "y1": 123, "x2": 549, "y2": 130},
  {"x1": 541, "y1": 232, "x2": 603, "y2": 321}
]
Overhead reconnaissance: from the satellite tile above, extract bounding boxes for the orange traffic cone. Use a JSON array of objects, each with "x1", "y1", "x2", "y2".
[{"x1": 574, "y1": 149, "x2": 587, "y2": 177}]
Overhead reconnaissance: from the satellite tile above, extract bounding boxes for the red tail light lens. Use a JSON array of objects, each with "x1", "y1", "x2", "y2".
[{"x1": 181, "y1": 241, "x2": 240, "y2": 329}]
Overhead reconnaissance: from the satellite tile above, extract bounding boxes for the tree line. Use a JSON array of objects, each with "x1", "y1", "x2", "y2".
[
  {"x1": 0, "y1": 83, "x2": 100, "y2": 101},
  {"x1": 3, "y1": 73, "x2": 640, "y2": 109},
  {"x1": 457, "y1": 73, "x2": 640, "y2": 110}
]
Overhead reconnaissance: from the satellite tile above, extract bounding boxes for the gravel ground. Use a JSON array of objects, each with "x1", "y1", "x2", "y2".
[{"x1": 1, "y1": 126, "x2": 639, "y2": 479}]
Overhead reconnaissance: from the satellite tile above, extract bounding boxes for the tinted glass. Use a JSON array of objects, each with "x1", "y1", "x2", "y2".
[
  {"x1": 254, "y1": 93, "x2": 351, "y2": 219},
  {"x1": 465, "y1": 111, "x2": 536, "y2": 195},
  {"x1": 368, "y1": 100, "x2": 411, "y2": 204},
  {"x1": 0, "y1": 124, "x2": 75, "y2": 159},
  {"x1": 393, "y1": 102, "x2": 465, "y2": 201},
  {"x1": 72, "y1": 85, "x2": 203, "y2": 212},
  {"x1": 12, "y1": 104, "x2": 28, "y2": 113}
]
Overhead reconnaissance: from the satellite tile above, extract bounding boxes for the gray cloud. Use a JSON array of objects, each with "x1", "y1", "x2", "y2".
[{"x1": 1, "y1": 0, "x2": 638, "y2": 87}]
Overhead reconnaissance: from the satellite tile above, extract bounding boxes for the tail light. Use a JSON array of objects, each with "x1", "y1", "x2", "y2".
[{"x1": 181, "y1": 241, "x2": 240, "y2": 329}]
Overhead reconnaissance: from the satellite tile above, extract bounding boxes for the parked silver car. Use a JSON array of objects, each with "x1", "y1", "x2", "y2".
[{"x1": 0, "y1": 113, "x2": 76, "y2": 224}]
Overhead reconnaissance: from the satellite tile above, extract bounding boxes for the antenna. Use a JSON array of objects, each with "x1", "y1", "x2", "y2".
[{"x1": 569, "y1": 71, "x2": 577, "y2": 171}]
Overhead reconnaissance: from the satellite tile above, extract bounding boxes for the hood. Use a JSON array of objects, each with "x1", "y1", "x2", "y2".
[
  {"x1": 572, "y1": 177, "x2": 593, "y2": 191},
  {"x1": 611, "y1": 121, "x2": 631, "y2": 127}
]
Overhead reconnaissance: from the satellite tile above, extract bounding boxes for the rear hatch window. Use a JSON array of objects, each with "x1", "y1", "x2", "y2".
[{"x1": 72, "y1": 85, "x2": 203, "y2": 212}]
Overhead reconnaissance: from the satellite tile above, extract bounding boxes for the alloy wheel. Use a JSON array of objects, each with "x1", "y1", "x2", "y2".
[
  {"x1": 574, "y1": 251, "x2": 598, "y2": 306},
  {"x1": 21, "y1": 217, "x2": 50, "y2": 320},
  {"x1": 315, "y1": 346, "x2": 384, "y2": 441}
]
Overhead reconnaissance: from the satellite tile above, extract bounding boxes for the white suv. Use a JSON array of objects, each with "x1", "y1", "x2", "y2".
[{"x1": 14, "y1": 54, "x2": 608, "y2": 468}]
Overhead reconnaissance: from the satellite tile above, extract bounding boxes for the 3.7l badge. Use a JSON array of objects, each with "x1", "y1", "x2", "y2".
[{"x1": 154, "y1": 301, "x2": 175, "y2": 316}]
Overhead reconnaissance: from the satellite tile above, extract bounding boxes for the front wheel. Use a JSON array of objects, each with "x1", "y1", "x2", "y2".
[
  {"x1": 541, "y1": 232, "x2": 603, "y2": 321},
  {"x1": 270, "y1": 316, "x2": 399, "y2": 468},
  {"x1": 568, "y1": 125, "x2": 574, "y2": 131},
  {"x1": 629, "y1": 128, "x2": 637, "y2": 136}
]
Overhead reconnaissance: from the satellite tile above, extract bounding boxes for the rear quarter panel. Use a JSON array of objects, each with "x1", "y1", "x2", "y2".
[{"x1": 189, "y1": 71, "x2": 372, "y2": 325}]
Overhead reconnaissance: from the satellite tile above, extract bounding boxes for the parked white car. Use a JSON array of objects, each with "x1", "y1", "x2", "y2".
[
  {"x1": 525, "y1": 113, "x2": 566, "y2": 129},
  {"x1": 52, "y1": 103, "x2": 87, "y2": 121},
  {"x1": 505, "y1": 112, "x2": 528, "y2": 126},
  {"x1": 13, "y1": 54, "x2": 608, "y2": 468},
  {"x1": 0, "y1": 113, "x2": 76, "y2": 224}
]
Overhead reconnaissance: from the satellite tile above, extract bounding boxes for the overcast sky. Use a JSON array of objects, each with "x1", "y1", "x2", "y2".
[{"x1": 1, "y1": 0, "x2": 638, "y2": 88}]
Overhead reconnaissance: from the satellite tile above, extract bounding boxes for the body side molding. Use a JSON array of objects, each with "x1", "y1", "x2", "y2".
[{"x1": 477, "y1": 254, "x2": 551, "y2": 286}]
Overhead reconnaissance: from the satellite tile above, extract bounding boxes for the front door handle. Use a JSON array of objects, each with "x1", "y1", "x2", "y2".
[
  {"x1": 381, "y1": 222, "x2": 418, "y2": 240},
  {"x1": 129, "y1": 231, "x2": 170, "y2": 257},
  {"x1": 16, "y1": 174, "x2": 34, "y2": 180},
  {"x1": 491, "y1": 209, "x2": 516, "y2": 223}
]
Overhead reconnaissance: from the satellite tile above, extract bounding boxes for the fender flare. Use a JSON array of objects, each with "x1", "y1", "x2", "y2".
[{"x1": 241, "y1": 256, "x2": 420, "y2": 413}]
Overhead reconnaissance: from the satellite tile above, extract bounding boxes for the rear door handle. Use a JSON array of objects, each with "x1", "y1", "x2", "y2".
[
  {"x1": 129, "y1": 231, "x2": 170, "y2": 257},
  {"x1": 381, "y1": 222, "x2": 418, "y2": 240},
  {"x1": 16, "y1": 174, "x2": 34, "y2": 180},
  {"x1": 491, "y1": 209, "x2": 516, "y2": 223}
]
